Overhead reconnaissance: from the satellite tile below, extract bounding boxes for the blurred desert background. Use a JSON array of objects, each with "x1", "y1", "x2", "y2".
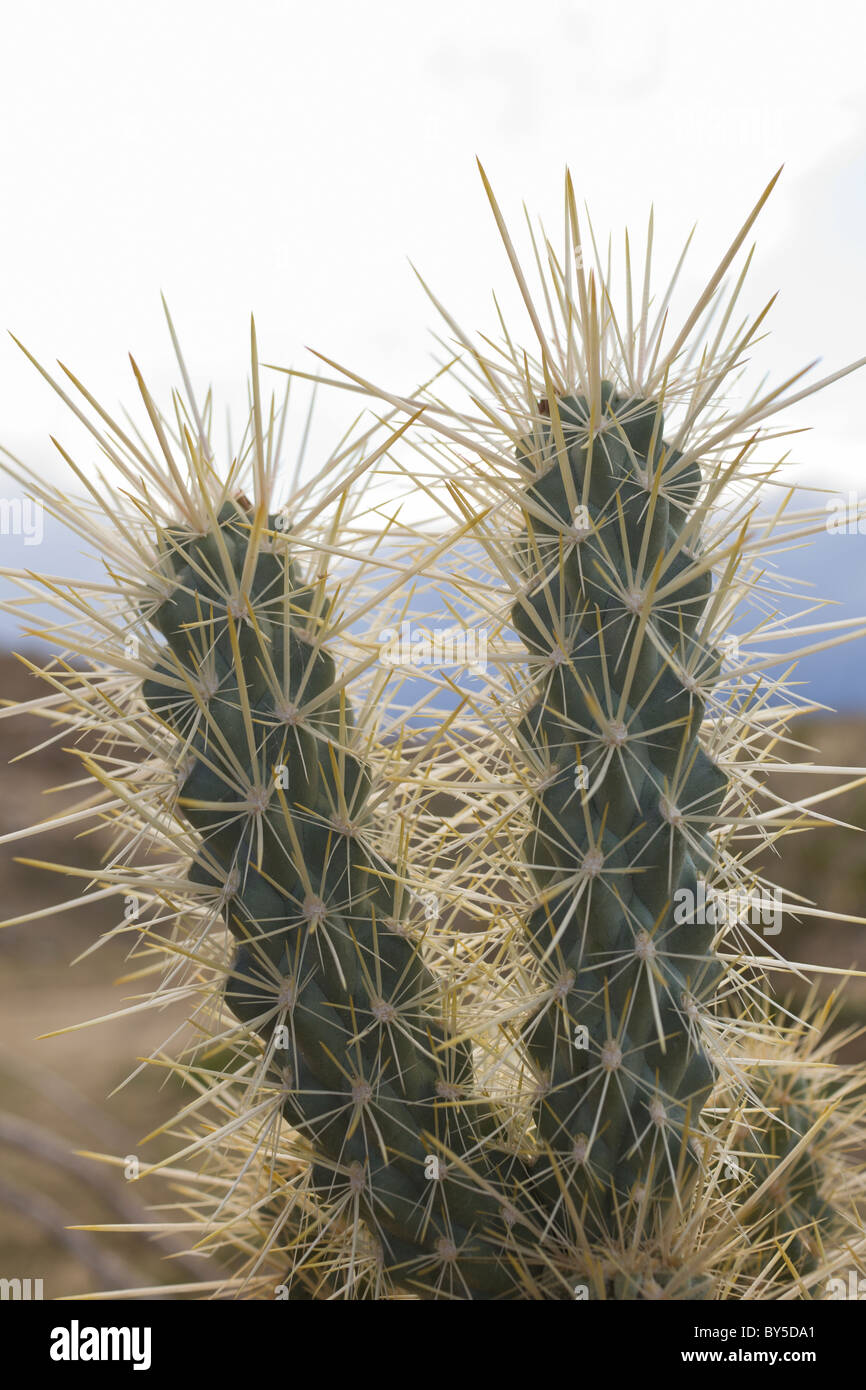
[
  {"x1": 1, "y1": 639, "x2": 865, "y2": 1298},
  {"x1": 0, "y1": 652, "x2": 215, "y2": 1299}
]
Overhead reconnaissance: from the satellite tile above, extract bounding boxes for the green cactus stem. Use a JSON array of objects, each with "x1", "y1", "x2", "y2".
[
  {"x1": 141, "y1": 494, "x2": 518, "y2": 1296},
  {"x1": 510, "y1": 385, "x2": 728, "y2": 1227}
]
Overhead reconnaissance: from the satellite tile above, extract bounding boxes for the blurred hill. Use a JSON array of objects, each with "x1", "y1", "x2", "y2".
[{"x1": 1, "y1": 504, "x2": 866, "y2": 707}]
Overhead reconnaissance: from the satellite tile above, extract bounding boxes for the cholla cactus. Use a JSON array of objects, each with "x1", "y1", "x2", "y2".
[
  {"x1": 140, "y1": 484, "x2": 517, "y2": 1296},
  {"x1": 0, "y1": 319, "x2": 526, "y2": 1298},
  {"x1": 3, "y1": 171, "x2": 866, "y2": 1300},
  {"x1": 312, "y1": 165, "x2": 866, "y2": 1296}
]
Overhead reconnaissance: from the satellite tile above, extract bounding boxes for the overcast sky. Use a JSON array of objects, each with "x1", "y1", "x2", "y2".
[{"x1": 2, "y1": 0, "x2": 866, "y2": 490}]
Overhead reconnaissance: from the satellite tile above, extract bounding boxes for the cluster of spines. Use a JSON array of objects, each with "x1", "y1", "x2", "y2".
[{"x1": 5, "y1": 191, "x2": 866, "y2": 1299}]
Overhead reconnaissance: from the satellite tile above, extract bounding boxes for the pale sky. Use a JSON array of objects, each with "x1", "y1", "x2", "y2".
[{"x1": 2, "y1": 0, "x2": 866, "y2": 489}]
